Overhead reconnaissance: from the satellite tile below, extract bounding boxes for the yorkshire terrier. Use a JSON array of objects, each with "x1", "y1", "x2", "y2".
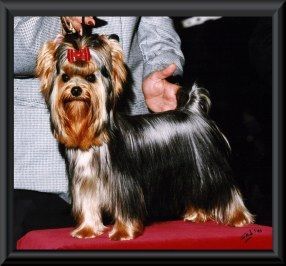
[{"x1": 36, "y1": 33, "x2": 254, "y2": 240}]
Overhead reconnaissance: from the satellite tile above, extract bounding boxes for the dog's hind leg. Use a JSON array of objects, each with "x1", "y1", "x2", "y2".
[
  {"x1": 184, "y1": 189, "x2": 254, "y2": 227},
  {"x1": 222, "y1": 188, "x2": 255, "y2": 227}
]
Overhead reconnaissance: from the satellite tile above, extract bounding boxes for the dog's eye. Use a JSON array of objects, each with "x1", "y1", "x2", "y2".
[
  {"x1": 86, "y1": 74, "x2": 96, "y2": 83},
  {"x1": 62, "y1": 74, "x2": 70, "y2": 82}
]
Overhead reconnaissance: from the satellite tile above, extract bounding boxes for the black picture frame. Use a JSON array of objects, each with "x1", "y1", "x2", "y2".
[{"x1": 0, "y1": 0, "x2": 284, "y2": 264}]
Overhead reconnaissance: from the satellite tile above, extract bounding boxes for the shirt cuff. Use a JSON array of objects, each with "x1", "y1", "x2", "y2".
[{"x1": 143, "y1": 52, "x2": 184, "y2": 79}]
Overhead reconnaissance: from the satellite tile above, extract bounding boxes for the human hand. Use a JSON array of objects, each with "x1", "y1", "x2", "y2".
[
  {"x1": 62, "y1": 17, "x2": 96, "y2": 36},
  {"x1": 142, "y1": 64, "x2": 180, "y2": 112}
]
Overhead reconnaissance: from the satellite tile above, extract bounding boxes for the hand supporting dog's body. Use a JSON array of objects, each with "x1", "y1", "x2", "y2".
[{"x1": 36, "y1": 34, "x2": 254, "y2": 240}]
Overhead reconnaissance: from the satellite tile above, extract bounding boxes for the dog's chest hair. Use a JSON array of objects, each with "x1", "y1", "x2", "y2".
[{"x1": 66, "y1": 146, "x2": 111, "y2": 209}]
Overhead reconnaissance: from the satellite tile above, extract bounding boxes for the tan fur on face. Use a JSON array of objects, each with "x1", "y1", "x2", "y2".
[
  {"x1": 62, "y1": 61, "x2": 97, "y2": 77},
  {"x1": 53, "y1": 68, "x2": 109, "y2": 150}
]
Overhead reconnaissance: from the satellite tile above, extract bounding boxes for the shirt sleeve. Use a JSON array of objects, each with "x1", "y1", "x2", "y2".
[
  {"x1": 137, "y1": 17, "x2": 185, "y2": 79},
  {"x1": 14, "y1": 17, "x2": 61, "y2": 76}
]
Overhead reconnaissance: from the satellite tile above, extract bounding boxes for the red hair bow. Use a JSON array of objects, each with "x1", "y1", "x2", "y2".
[{"x1": 67, "y1": 47, "x2": 91, "y2": 63}]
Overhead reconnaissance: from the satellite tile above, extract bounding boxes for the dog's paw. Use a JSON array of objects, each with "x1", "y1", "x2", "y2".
[
  {"x1": 226, "y1": 189, "x2": 255, "y2": 227},
  {"x1": 108, "y1": 228, "x2": 134, "y2": 241},
  {"x1": 228, "y1": 209, "x2": 255, "y2": 227},
  {"x1": 71, "y1": 224, "x2": 107, "y2": 239},
  {"x1": 108, "y1": 220, "x2": 143, "y2": 241}
]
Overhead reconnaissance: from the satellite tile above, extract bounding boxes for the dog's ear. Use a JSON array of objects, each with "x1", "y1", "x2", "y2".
[
  {"x1": 36, "y1": 40, "x2": 58, "y2": 103},
  {"x1": 108, "y1": 39, "x2": 127, "y2": 98}
]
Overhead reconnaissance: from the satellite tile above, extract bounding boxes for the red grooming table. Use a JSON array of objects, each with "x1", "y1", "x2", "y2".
[{"x1": 17, "y1": 220, "x2": 272, "y2": 250}]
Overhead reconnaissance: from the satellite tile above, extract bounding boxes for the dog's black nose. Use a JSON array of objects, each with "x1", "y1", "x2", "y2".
[{"x1": 71, "y1": 86, "x2": 82, "y2": 97}]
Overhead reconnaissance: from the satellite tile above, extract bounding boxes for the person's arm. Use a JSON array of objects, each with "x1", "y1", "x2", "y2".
[
  {"x1": 14, "y1": 17, "x2": 61, "y2": 76},
  {"x1": 138, "y1": 17, "x2": 185, "y2": 112},
  {"x1": 138, "y1": 17, "x2": 184, "y2": 79}
]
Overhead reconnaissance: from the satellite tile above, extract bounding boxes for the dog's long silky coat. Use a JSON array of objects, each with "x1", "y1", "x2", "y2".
[{"x1": 36, "y1": 33, "x2": 254, "y2": 240}]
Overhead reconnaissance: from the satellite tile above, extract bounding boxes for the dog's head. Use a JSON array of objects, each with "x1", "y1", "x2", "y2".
[{"x1": 36, "y1": 34, "x2": 127, "y2": 150}]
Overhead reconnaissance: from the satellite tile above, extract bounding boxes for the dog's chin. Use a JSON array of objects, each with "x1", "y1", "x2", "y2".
[{"x1": 62, "y1": 98, "x2": 92, "y2": 118}]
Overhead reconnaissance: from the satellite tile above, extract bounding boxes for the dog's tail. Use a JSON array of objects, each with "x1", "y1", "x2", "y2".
[
  {"x1": 181, "y1": 82, "x2": 231, "y2": 150},
  {"x1": 180, "y1": 83, "x2": 211, "y2": 116}
]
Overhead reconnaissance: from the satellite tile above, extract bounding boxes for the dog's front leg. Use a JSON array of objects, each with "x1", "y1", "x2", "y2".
[
  {"x1": 68, "y1": 149, "x2": 106, "y2": 239},
  {"x1": 71, "y1": 176, "x2": 106, "y2": 238},
  {"x1": 109, "y1": 218, "x2": 144, "y2": 241}
]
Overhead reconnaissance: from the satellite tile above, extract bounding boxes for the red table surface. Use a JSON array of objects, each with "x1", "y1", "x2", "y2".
[{"x1": 17, "y1": 220, "x2": 272, "y2": 250}]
